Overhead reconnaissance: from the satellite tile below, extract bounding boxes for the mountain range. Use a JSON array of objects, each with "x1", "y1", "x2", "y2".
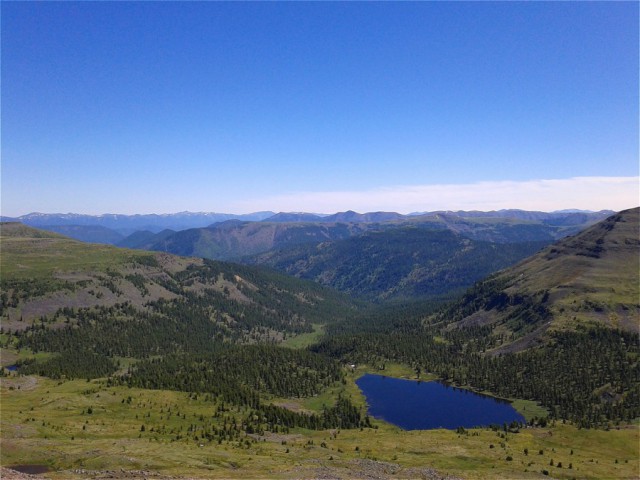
[
  {"x1": 1, "y1": 209, "x2": 615, "y2": 304},
  {"x1": 3, "y1": 208, "x2": 636, "y2": 358},
  {"x1": 1, "y1": 209, "x2": 613, "y2": 244},
  {"x1": 0, "y1": 211, "x2": 275, "y2": 236},
  {"x1": 116, "y1": 210, "x2": 609, "y2": 260},
  {"x1": 1, "y1": 207, "x2": 638, "y2": 478}
]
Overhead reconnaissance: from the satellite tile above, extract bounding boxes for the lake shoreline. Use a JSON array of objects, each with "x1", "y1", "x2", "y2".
[
  {"x1": 356, "y1": 373, "x2": 526, "y2": 430},
  {"x1": 352, "y1": 365, "x2": 548, "y2": 422}
]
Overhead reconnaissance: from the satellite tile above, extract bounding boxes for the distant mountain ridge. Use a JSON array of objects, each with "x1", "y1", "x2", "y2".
[
  {"x1": 2, "y1": 209, "x2": 614, "y2": 250},
  {"x1": 36, "y1": 224, "x2": 126, "y2": 244},
  {"x1": 139, "y1": 221, "x2": 370, "y2": 260},
  {"x1": 421, "y1": 209, "x2": 614, "y2": 226},
  {"x1": 117, "y1": 209, "x2": 611, "y2": 260},
  {"x1": 0, "y1": 211, "x2": 276, "y2": 236},
  {"x1": 2, "y1": 209, "x2": 613, "y2": 229}
]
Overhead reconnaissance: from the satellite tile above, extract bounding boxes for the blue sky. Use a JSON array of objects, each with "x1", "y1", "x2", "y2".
[{"x1": 2, "y1": 1, "x2": 638, "y2": 216}]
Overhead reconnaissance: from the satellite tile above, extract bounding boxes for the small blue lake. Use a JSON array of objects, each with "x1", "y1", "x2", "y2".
[{"x1": 356, "y1": 374, "x2": 525, "y2": 430}]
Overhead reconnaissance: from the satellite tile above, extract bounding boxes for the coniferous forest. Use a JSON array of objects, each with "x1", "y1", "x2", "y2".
[{"x1": 0, "y1": 210, "x2": 638, "y2": 479}]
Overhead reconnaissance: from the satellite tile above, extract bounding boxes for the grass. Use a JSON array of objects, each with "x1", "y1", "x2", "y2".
[
  {"x1": 1, "y1": 346, "x2": 56, "y2": 369},
  {"x1": 354, "y1": 362, "x2": 438, "y2": 381},
  {"x1": 0, "y1": 234, "x2": 154, "y2": 279},
  {"x1": 510, "y1": 399, "x2": 549, "y2": 423},
  {"x1": 280, "y1": 324, "x2": 325, "y2": 349},
  {"x1": 1, "y1": 373, "x2": 637, "y2": 479},
  {"x1": 2, "y1": 215, "x2": 637, "y2": 478}
]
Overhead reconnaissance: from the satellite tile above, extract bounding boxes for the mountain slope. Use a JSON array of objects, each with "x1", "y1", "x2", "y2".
[
  {"x1": 321, "y1": 210, "x2": 405, "y2": 223},
  {"x1": 120, "y1": 211, "x2": 609, "y2": 303},
  {"x1": 404, "y1": 213, "x2": 608, "y2": 243},
  {"x1": 1, "y1": 223, "x2": 373, "y2": 439},
  {"x1": 117, "y1": 228, "x2": 176, "y2": 249},
  {"x1": 127, "y1": 210, "x2": 605, "y2": 261},
  {"x1": 36, "y1": 224, "x2": 125, "y2": 244},
  {"x1": 311, "y1": 209, "x2": 639, "y2": 426},
  {"x1": 434, "y1": 207, "x2": 640, "y2": 352},
  {"x1": 0, "y1": 222, "x2": 358, "y2": 342},
  {"x1": 3, "y1": 211, "x2": 276, "y2": 235},
  {"x1": 143, "y1": 221, "x2": 369, "y2": 260},
  {"x1": 248, "y1": 228, "x2": 549, "y2": 302}
]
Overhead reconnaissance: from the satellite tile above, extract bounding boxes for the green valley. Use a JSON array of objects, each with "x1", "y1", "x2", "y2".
[{"x1": 1, "y1": 210, "x2": 638, "y2": 479}]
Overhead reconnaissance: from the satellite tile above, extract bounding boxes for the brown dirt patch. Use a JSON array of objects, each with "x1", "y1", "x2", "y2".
[
  {"x1": 0, "y1": 466, "x2": 49, "y2": 480},
  {"x1": 291, "y1": 458, "x2": 461, "y2": 479},
  {"x1": 1, "y1": 375, "x2": 39, "y2": 392}
]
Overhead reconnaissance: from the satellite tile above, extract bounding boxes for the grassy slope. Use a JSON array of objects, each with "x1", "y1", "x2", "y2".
[
  {"x1": 1, "y1": 223, "x2": 154, "y2": 279},
  {"x1": 1, "y1": 222, "x2": 192, "y2": 334},
  {"x1": 1, "y1": 372, "x2": 637, "y2": 479},
  {"x1": 0, "y1": 222, "x2": 356, "y2": 333},
  {"x1": 2, "y1": 221, "x2": 638, "y2": 478},
  {"x1": 503, "y1": 207, "x2": 639, "y2": 333},
  {"x1": 440, "y1": 208, "x2": 639, "y2": 351}
]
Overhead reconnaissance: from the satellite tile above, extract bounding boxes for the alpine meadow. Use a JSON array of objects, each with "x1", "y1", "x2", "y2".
[
  {"x1": 1, "y1": 208, "x2": 638, "y2": 479},
  {"x1": 1, "y1": 2, "x2": 639, "y2": 479}
]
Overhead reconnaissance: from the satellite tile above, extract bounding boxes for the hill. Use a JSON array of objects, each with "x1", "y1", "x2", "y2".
[
  {"x1": 2, "y1": 211, "x2": 276, "y2": 235},
  {"x1": 312, "y1": 209, "x2": 640, "y2": 426},
  {"x1": 248, "y1": 228, "x2": 549, "y2": 302},
  {"x1": 117, "y1": 228, "x2": 176, "y2": 249},
  {"x1": 0, "y1": 222, "x2": 357, "y2": 339},
  {"x1": 35, "y1": 224, "x2": 125, "y2": 245},
  {"x1": 434, "y1": 207, "x2": 640, "y2": 352},
  {"x1": 127, "y1": 210, "x2": 607, "y2": 259},
  {"x1": 1, "y1": 221, "x2": 388, "y2": 475},
  {"x1": 140, "y1": 220, "x2": 369, "y2": 260}
]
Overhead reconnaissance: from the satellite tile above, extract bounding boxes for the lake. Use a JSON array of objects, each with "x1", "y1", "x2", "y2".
[{"x1": 356, "y1": 374, "x2": 525, "y2": 430}]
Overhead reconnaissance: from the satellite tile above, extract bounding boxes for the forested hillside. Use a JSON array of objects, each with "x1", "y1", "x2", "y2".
[
  {"x1": 0, "y1": 222, "x2": 356, "y2": 330},
  {"x1": 312, "y1": 209, "x2": 640, "y2": 427},
  {"x1": 1, "y1": 222, "x2": 368, "y2": 431},
  {"x1": 118, "y1": 209, "x2": 606, "y2": 261},
  {"x1": 138, "y1": 220, "x2": 369, "y2": 259},
  {"x1": 314, "y1": 312, "x2": 639, "y2": 427},
  {"x1": 109, "y1": 210, "x2": 608, "y2": 303},
  {"x1": 248, "y1": 228, "x2": 549, "y2": 302},
  {"x1": 1, "y1": 211, "x2": 638, "y2": 479}
]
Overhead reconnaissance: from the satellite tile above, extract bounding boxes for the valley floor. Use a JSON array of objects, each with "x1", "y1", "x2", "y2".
[{"x1": 1, "y1": 372, "x2": 638, "y2": 480}]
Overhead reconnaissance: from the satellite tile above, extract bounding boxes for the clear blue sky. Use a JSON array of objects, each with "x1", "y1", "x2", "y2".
[{"x1": 2, "y1": 1, "x2": 638, "y2": 215}]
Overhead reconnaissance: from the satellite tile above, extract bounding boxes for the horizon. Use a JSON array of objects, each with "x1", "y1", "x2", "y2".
[
  {"x1": 2, "y1": 203, "x2": 628, "y2": 220},
  {"x1": 2, "y1": 175, "x2": 638, "y2": 218},
  {"x1": 2, "y1": 2, "x2": 638, "y2": 216}
]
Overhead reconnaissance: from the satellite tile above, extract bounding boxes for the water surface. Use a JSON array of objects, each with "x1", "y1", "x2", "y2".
[
  {"x1": 9, "y1": 465, "x2": 51, "y2": 475},
  {"x1": 356, "y1": 374, "x2": 525, "y2": 430}
]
